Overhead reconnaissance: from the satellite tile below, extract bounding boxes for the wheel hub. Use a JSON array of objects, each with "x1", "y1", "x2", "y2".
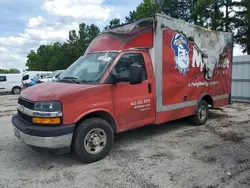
[
  {"x1": 199, "y1": 106, "x2": 206, "y2": 121},
  {"x1": 84, "y1": 128, "x2": 107, "y2": 154},
  {"x1": 14, "y1": 88, "x2": 20, "y2": 94},
  {"x1": 201, "y1": 110, "x2": 205, "y2": 116},
  {"x1": 89, "y1": 134, "x2": 101, "y2": 146}
]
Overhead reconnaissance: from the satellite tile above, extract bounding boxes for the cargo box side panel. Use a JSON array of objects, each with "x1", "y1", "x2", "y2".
[{"x1": 155, "y1": 14, "x2": 233, "y2": 122}]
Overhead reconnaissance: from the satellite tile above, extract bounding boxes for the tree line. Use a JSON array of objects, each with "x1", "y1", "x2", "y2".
[
  {"x1": 26, "y1": 0, "x2": 250, "y2": 71},
  {"x1": 0, "y1": 68, "x2": 20, "y2": 74}
]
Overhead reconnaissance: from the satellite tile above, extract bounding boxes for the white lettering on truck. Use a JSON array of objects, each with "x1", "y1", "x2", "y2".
[
  {"x1": 192, "y1": 45, "x2": 206, "y2": 71},
  {"x1": 131, "y1": 99, "x2": 151, "y2": 111}
]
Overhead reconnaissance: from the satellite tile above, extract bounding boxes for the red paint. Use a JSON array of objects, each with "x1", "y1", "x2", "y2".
[
  {"x1": 21, "y1": 20, "x2": 232, "y2": 133},
  {"x1": 104, "y1": 51, "x2": 156, "y2": 132},
  {"x1": 158, "y1": 28, "x2": 232, "y2": 123},
  {"x1": 156, "y1": 106, "x2": 195, "y2": 124}
]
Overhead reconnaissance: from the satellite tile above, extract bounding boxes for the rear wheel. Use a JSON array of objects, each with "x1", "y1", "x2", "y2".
[
  {"x1": 12, "y1": 86, "x2": 21, "y2": 94},
  {"x1": 73, "y1": 118, "x2": 114, "y2": 163},
  {"x1": 191, "y1": 100, "x2": 209, "y2": 126}
]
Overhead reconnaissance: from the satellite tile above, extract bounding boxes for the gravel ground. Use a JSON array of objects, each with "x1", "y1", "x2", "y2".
[{"x1": 0, "y1": 94, "x2": 250, "y2": 188}]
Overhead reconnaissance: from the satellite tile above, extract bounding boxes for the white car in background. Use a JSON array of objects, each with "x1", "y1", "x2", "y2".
[
  {"x1": 0, "y1": 74, "x2": 22, "y2": 94},
  {"x1": 39, "y1": 70, "x2": 65, "y2": 83}
]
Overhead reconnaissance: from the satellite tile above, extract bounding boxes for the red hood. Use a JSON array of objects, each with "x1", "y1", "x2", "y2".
[{"x1": 21, "y1": 82, "x2": 99, "y2": 101}]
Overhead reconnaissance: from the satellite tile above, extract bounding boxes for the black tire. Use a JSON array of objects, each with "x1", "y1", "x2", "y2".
[
  {"x1": 191, "y1": 100, "x2": 209, "y2": 126},
  {"x1": 73, "y1": 118, "x2": 114, "y2": 163},
  {"x1": 12, "y1": 86, "x2": 21, "y2": 94}
]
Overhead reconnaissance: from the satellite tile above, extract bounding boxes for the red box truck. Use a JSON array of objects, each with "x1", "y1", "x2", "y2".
[{"x1": 12, "y1": 14, "x2": 233, "y2": 163}]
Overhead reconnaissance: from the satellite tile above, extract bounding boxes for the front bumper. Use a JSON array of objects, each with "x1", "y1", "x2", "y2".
[{"x1": 12, "y1": 114, "x2": 75, "y2": 153}]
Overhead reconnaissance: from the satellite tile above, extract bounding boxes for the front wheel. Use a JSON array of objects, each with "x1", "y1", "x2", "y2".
[
  {"x1": 12, "y1": 86, "x2": 21, "y2": 94},
  {"x1": 191, "y1": 100, "x2": 209, "y2": 126},
  {"x1": 73, "y1": 118, "x2": 114, "y2": 163}
]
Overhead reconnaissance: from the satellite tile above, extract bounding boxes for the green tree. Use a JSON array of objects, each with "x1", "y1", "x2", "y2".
[
  {"x1": 26, "y1": 50, "x2": 42, "y2": 71},
  {"x1": 0, "y1": 68, "x2": 20, "y2": 74},
  {"x1": 126, "y1": 0, "x2": 195, "y2": 23},
  {"x1": 234, "y1": 0, "x2": 250, "y2": 54},
  {"x1": 221, "y1": 0, "x2": 235, "y2": 32},
  {"x1": 191, "y1": 0, "x2": 238, "y2": 32},
  {"x1": 67, "y1": 30, "x2": 79, "y2": 45},
  {"x1": 9, "y1": 68, "x2": 20, "y2": 73},
  {"x1": 26, "y1": 23, "x2": 101, "y2": 71},
  {"x1": 86, "y1": 24, "x2": 101, "y2": 45},
  {"x1": 70, "y1": 23, "x2": 100, "y2": 57},
  {"x1": 105, "y1": 18, "x2": 121, "y2": 30},
  {"x1": 158, "y1": 0, "x2": 194, "y2": 22},
  {"x1": 125, "y1": 0, "x2": 159, "y2": 22},
  {"x1": 191, "y1": 0, "x2": 224, "y2": 30}
]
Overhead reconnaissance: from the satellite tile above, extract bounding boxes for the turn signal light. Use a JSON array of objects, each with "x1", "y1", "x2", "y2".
[{"x1": 32, "y1": 117, "x2": 61, "y2": 124}]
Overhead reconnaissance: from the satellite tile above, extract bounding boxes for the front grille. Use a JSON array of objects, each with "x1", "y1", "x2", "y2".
[
  {"x1": 18, "y1": 111, "x2": 32, "y2": 124},
  {"x1": 17, "y1": 97, "x2": 62, "y2": 126},
  {"x1": 18, "y1": 97, "x2": 34, "y2": 110}
]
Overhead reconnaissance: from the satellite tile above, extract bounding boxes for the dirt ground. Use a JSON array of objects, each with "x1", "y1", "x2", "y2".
[{"x1": 0, "y1": 94, "x2": 249, "y2": 188}]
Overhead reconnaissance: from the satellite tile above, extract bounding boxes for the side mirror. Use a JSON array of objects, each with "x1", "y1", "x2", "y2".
[{"x1": 129, "y1": 64, "x2": 142, "y2": 85}]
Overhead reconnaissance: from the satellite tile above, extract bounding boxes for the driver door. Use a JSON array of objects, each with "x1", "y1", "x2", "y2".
[{"x1": 111, "y1": 52, "x2": 154, "y2": 131}]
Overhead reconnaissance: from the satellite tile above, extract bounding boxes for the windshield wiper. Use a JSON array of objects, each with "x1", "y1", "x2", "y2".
[
  {"x1": 61, "y1": 77, "x2": 78, "y2": 80},
  {"x1": 58, "y1": 77, "x2": 96, "y2": 84},
  {"x1": 80, "y1": 80, "x2": 94, "y2": 83},
  {"x1": 58, "y1": 77, "x2": 81, "y2": 84}
]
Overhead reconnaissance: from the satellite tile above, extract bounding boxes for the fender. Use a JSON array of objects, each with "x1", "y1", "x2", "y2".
[
  {"x1": 194, "y1": 93, "x2": 213, "y2": 112},
  {"x1": 74, "y1": 108, "x2": 118, "y2": 132}
]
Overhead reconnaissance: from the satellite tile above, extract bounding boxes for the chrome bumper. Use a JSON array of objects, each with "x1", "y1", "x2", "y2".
[
  {"x1": 12, "y1": 114, "x2": 75, "y2": 153},
  {"x1": 14, "y1": 126, "x2": 73, "y2": 149}
]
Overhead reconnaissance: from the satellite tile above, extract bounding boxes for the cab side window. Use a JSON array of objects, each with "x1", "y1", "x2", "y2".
[
  {"x1": 112, "y1": 53, "x2": 147, "y2": 81},
  {"x1": 0, "y1": 76, "x2": 6, "y2": 82}
]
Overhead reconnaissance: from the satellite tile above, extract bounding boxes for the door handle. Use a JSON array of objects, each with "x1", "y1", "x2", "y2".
[{"x1": 148, "y1": 83, "x2": 152, "y2": 93}]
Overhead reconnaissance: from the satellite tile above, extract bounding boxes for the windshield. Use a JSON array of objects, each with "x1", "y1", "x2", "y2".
[{"x1": 58, "y1": 52, "x2": 118, "y2": 84}]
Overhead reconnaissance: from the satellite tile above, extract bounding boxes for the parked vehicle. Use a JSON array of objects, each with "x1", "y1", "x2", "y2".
[
  {"x1": 21, "y1": 71, "x2": 52, "y2": 88},
  {"x1": 39, "y1": 70, "x2": 65, "y2": 83},
  {"x1": 0, "y1": 74, "x2": 22, "y2": 94},
  {"x1": 12, "y1": 14, "x2": 233, "y2": 163},
  {"x1": 22, "y1": 71, "x2": 52, "y2": 85}
]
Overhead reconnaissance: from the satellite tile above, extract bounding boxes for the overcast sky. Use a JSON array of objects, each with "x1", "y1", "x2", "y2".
[{"x1": 0, "y1": 0, "x2": 244, "y2": 70}]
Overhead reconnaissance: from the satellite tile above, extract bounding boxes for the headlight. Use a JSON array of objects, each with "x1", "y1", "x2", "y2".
[{"x1": 34, "y1": 101, "x2": 62, "y2": 112}]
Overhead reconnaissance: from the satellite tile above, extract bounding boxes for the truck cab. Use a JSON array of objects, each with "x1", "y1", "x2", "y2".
[
  {"x1": 13, "y1": 49, "x2": 156, "y2": 163},
  {"x1": 12, "y1": 14, "x2": 232, "y2": 163}
]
